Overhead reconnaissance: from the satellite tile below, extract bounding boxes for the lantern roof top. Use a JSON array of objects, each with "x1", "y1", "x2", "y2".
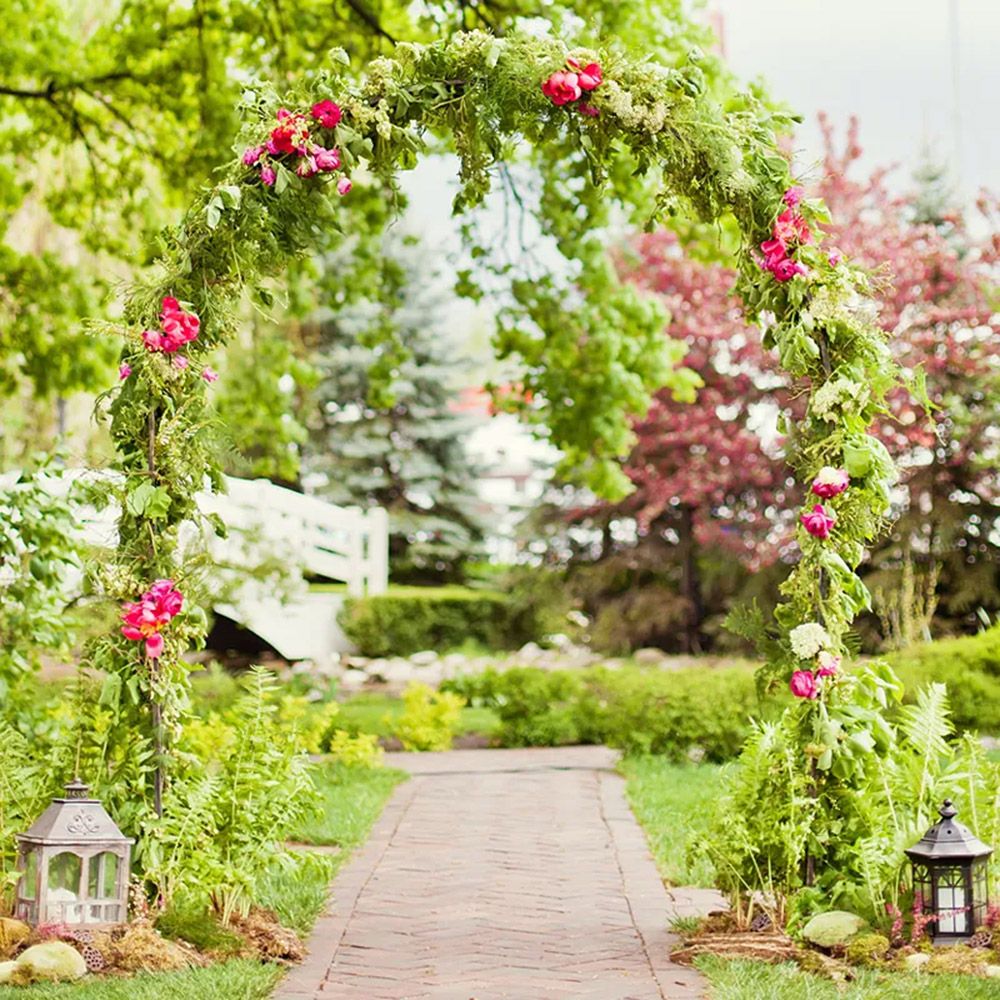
[
  {"x1": 17, "y1": 780, "x2": 133, "y2": 848},
  {"x1": 905, "y1": 800, "x2": 993, "y2": 863}
]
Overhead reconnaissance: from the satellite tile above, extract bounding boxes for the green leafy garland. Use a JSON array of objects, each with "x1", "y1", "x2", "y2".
[{"x1": 90, "y1": 30, "x2": 902, "y2": 853}]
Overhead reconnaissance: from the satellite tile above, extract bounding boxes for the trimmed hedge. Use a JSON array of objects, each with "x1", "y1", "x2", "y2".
[
  {"x1": 338, "y1": 586, "x2": 535, "y2": 657},
  {"x1": 442, "y1": 664, "x2": 765, "y2": 761},
  {"x1": 889, "y1": 627, "x2": 1000, "y2": 733}
]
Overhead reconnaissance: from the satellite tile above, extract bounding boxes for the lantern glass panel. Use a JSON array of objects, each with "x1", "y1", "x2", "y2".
[
  {"x1": 21, "y1": 852, "x2": 37, "y2": 900},
  {"x1": 934, "y1": 866, "x2": 968, "y2": 935},
  {"x1": 87, "y1": 852, "x2": 119, "y2": 899},
  {"x1": 48, "y1": 852, "x2": 81, "y2": 895}
]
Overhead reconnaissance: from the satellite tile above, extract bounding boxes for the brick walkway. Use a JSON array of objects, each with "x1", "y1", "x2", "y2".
[{"x1": 276, "y1": 747, "x2": 724, "y2": 1000}]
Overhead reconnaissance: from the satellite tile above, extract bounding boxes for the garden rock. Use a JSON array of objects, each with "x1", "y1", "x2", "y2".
[
  {"x1": 14, "y1": 941, "x2": 87, "y2": 982},
  {"x1": 902, "y1": 952, "x2": 930, "y2": 972},
  {"x1": 802, "y1": 910, "x2": 868, "y2": 948},
  {"x1": 410, "y1": 650, "x2": 438, "y2": 666},
  {"x1": 0, "y1": 918, "x2": 30, "y2": 957},
  {"x1": 517, "y1": 641, "x2": 543, "y2": 661},
  {"x1": 634, "y1": 647, "x2": 667, "y2": 665},
  {"x1": 340, "y1": 669, "x2": 368, "y2": 690},
  {"x1": 986, "y1": 965, "x2": 1000, "y2": 978},
  {"x1": 0, "y1": 961, "x2": 14, "y2": 985},
  {"x1": 382, "y1": 660, "x2": 414, "y2": 684}
]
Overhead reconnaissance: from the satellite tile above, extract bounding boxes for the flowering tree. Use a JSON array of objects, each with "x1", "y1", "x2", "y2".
[{"x1": 578, "y1": 232, "x2": 794, "y2": 651}]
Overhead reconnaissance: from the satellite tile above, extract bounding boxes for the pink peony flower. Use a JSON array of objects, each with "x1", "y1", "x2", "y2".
[
  {"x1": 142, "y1": 329, "x2": 163, "y2": 351},
  {"x1": 577, "y1": 62, "x2": 603, "y2": 91},
  {"x1": 313, "y1": 146, "x2": 341, "y2": 172},
  {"x1": 773, "y1": 208, "x2": 813, "y2": 246},
  {"x1": 812, "y1": 466, "x2": 850, "y2": 499},
  {"x1": 121, "y1": 579, "x2": 183, "y2": 658},
  {"x1": 311, "y1": 100, "x2": 342, "y2": 129},
  {"x1": 144, "y1": 633, "x2": 165, "y2": 658},
  {"x1": 801, "y1": 504, "x2": 836, "y2": 540},
  {"x1": 118, "y1": 363, "x2": 132, "y2": 381},
  {"x1": 172, "y1": 355, "x2": 188, "y2": 370},
  {"x1": 783, "y1": 186, "x2": 805, "y2": 207},
  {"x1": 542, "y1": 71, "x2": 582, "y2": 106},
  {"x1": 790, "y1": 670, "x2": 819, "y2": 699},
  {"x1": 828, "y1": 248, "x2": 842, "y2": 267},
  {"x1": 242, "y1": 145, "x2": 265, "y2": 166},
  {"x1": 260, "y1": 165, "x2": 277, "y2": 186},
  {"x1": 202, "y1": 366, "x2": 219, "y2": 383},
  {"x1": 337, "y1": 177, "x2": 352, "y2": 196},
  {"x1": 816, "y1": 650, "x2": 841, "y2": 677},
  {"x1": 772, "y1": 258, "x2": 809, "y2": 282},
  {"x1": 578, "y1": 103, "x2": 600, "y2": 117}
]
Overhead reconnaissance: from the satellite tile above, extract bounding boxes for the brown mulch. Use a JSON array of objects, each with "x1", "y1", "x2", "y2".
[{"x1": 671, "y1": 931, "x2": 799, "y2": 966}]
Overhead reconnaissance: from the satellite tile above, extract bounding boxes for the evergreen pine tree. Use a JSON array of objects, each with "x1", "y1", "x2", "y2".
[{"x1": 305, "y1": 239, "x2": 485, "y2": 583}]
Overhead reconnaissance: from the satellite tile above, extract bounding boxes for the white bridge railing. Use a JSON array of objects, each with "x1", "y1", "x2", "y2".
[{"x1": 199, "y1": 476, "x2": 389, "y2": 597}]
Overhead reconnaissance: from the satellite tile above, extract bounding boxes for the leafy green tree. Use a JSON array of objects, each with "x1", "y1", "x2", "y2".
[{"x1": 306, "y1": 239, "x2": 485, "y2": 582}]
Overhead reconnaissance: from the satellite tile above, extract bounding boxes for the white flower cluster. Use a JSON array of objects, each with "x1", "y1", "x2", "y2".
[
  {"x1": 789, "y1": 622, "x2": 831, "y2": 659},
  {"x1": 810, "y1": 377, "x2": 866, "y2": 422}
]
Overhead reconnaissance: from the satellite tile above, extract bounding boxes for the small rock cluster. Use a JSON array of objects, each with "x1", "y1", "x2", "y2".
[{"x1": 284, "y1": 637, "x2": 605, "y2": 693}]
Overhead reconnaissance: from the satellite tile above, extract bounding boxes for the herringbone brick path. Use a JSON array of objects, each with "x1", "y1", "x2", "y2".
[{"x1": 276, "y1": 747, "x2": 724, "y2": 1000}]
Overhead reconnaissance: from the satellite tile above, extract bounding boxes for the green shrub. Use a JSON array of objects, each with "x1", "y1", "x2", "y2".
[
  {"x1": 339, "y1": 586, "x2": 535, "y2": 657},
  {"x1": 488, "y1": 667, "x2": 584, "y2": 747},
  {"x1": 390, "y1": 682, "x2": 466, "y2": 751},
  {"x1": 889, "y1": 627, "x2": 1000, "y2": 733},
  {"x1": 442, "y1": 663, "x2": 762, "y2": 759}
]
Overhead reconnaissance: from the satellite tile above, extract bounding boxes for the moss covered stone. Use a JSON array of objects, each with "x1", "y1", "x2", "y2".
[
  {"x1": 802, "y1": 911, "x2": 869, "y2": 949},
  {"x1": 845, "y1": 932, "x2": 890, "y2": 967}
]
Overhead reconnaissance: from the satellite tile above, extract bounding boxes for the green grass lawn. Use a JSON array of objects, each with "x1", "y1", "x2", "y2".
[
  {"x1": 698, "y1": 956, "x2": 1000, "y2": 999},
  {"x1": 336, "y1": 691, "x2": 499, "y2": 741},
  {"x1": 0, "y1": 762, "x2": 405, "y2": 1000},
  {"x1": 619, "y1": 755, "x2": 723, "y2": 886}
]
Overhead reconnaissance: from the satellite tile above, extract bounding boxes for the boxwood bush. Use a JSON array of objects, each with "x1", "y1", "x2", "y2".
[
  {"x1": 443, "y1": 664, "x2": 766, "y2": 761},
  {"x1": 338, "y1": 586, "x2": 535, "y2": 657},
  {"x1": 889, "y1": 626, "x2": 1000, "y2": 733}
]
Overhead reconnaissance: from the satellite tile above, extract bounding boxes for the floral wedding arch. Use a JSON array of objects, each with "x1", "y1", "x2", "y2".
[{"x1": 91, "y1": 31, "x2": 905, "y2": 870}]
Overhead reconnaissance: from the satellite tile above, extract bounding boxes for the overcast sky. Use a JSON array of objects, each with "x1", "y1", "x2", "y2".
[{"x1": 712, "y1": 0, "x2": 1000, "y2": 199}]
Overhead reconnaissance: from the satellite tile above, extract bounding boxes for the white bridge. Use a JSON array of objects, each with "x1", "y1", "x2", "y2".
[{"x1": 7, "y1": 470, "x2": 389, "y2": 661}]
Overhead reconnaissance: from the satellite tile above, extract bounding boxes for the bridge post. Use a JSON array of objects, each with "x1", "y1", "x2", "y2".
[{"x1": 367, "y1": 507, "x2": 389, "y2": 595}]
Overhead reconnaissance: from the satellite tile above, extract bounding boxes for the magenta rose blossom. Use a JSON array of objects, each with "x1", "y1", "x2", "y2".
[
  {"x1": 828, "y1": 248, "x2": 843, "y2": 267},
  {"x1": 118, "y1": 363, "x2": 132, "y2": 381},
  {"x1": 811, "y1": 466, "x2": 850, "y2": 499},
  {"x1": 242, "y1": 145, "x2": 264, "y2": 166},
  {"x1": 772, "y1": 258, "x2": 808, "y2": 282},
  {"x1": 789, "y1": 670, "x2": 819, "y2": 699},
  {"x1": 260, "y1": 165, "x2": 276, "y2": 186},
  {"x1": 816, "y1": 651, "x2": 841, "y2": 677},
  {"x1": 801, "y1": 504, "x2": 836, "y2": 540},
  {"x1": 337, "y1": 177, "x2": 352, "y2": 196},
  {"x1": 541, "y1": 71, "x2": 582, "y2": 106},
  {"x1": 312, "y1": 146, "x2": 341, "y2": 172},
  {"x1": 202, "y1": 366, "x2": 219, "y2": 383},
  {"x1": 566, "y1": 58, "x2": 603, "y2": 91},
  {"x1": 311, "y1": 99, "x2": 342, "y2": 129}
]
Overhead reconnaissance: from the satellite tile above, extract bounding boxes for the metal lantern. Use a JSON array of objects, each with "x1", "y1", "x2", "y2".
[
  {"x1": 14, "y1": 778, "x2": 133, "y2": 927},
  {"x1": 905, "y1": 799, "x2": 993, "y2": 944}
]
